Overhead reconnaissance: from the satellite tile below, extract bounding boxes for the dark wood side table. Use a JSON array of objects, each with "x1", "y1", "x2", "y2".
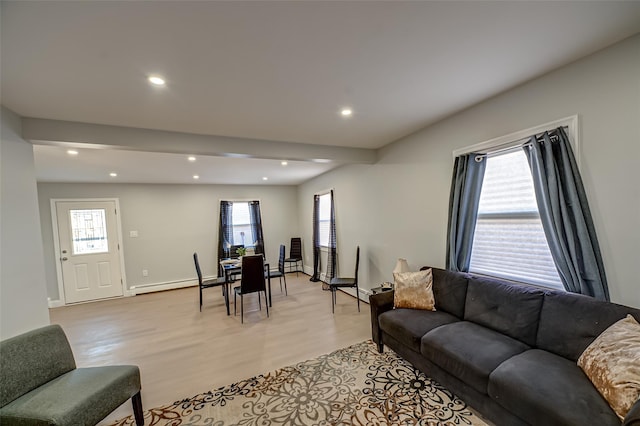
[{"x1": 370, "y1": 285, "x2": 394, "y2": 295}]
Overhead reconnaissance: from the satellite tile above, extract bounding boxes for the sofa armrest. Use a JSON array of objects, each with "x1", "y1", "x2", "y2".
[
  {"x1": 624, "y1": 398, "x2": 640, "y2": 426},
  {"x1": 369, "y1": 290, "x2": 394, "y2": 352}
]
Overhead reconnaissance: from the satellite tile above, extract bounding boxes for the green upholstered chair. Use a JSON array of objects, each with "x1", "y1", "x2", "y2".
[{"x1": 0, "y1": 324, "x2": 143, "y2": 425}]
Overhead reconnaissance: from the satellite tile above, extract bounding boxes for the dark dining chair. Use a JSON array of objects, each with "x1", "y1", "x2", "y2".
[
  {"x1": 328, "y1": 246, "x2": 360, "y2": 313},
  {"x1": 284, "y1": 237, "x2": 303, "y2": 276},
  {"x1": 194, "y1": 252, "x2": 227, "y2": 312},
  {"x1": 267, "y1": 245, "x2": 288, "y2": 295},
  {"x1": 234, "y1": 255, "x2": 269, "y2": 323}
]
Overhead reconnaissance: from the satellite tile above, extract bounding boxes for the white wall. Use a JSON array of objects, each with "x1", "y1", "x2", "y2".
[
  {"x1": 37, "y1": 183, "x2": 299, "y2": 302},
  {"x1": 0, "y1": 107, "x2": 50, "y2": 338},
  {"x1": 299, "y1": 34, "x2": 640, "y2": 308}
]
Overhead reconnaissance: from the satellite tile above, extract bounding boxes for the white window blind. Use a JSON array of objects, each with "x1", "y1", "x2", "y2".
[
  {"x1": 231, "y1": 202, "x2": 255, "y2": 247},
  {"x1": 469, "y1": 150, "x2": 564, "y2": 290},
  {"x1": 318, "y1": 193, "x2": 331, "y2": 247}
]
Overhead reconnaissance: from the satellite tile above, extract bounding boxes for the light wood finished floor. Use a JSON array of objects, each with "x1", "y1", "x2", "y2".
[{"x1": 49, "y1": 273, "x2": 371, "y2": 423}]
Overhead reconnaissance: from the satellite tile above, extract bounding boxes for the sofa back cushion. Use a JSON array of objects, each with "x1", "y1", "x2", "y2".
[
  {"x1": 429, "y1": 267, "x2": 469, "y2": 318},
  {"x1": 536, "y1": 291, "x2": 640, "y2": 361},
  {"x1": 0, "y1": 324, "x2": 76, "y2": 407},
  {"x1": 464, "y1": 276, "x2": 545, "y2": 346}
]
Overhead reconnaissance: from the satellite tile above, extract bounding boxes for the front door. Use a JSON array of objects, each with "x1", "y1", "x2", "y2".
[{"x1": 55, "y1": 200, "x2": 124, "y2": 303}]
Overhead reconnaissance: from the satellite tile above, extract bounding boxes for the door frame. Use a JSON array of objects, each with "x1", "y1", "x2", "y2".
[{"x1": 51, "y1": 198, "x2": 129, "y2": 305}]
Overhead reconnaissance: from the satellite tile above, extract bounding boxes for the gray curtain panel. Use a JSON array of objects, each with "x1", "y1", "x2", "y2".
[
  {"x1": 327, "y1": 190, "x2": 337, "y2": 281},
  {"x1": 446, "y1": 153, "x2": 486, "y2": 272},
  {"x1": 310, "y1": 194, "x2": 321, "y2": 282},
  {"x1": 248, "y1": 201, "x2": 265, "y2": 255},
  {"x1": 524, "y1": 127, "x2": 609, "y2": 301},
  {"x1": 218, "y1": 201, "x2": 234, "y2": 275}
]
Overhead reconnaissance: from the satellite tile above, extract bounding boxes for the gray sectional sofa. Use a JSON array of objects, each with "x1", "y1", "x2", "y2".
[
  {"x1": 369, "y1": 267, "x2": 640, "y2": 426},
  {"x1": 0, "y1": 324, "x2": 143, "y2": 425}
]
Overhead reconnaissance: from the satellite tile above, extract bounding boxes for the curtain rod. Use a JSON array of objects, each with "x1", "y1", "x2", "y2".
[
  {"x1": 474, "y1": 127, "x2": 563, "y2": 159},
  {"x1": 314, "y1": 188, "x2": 334, "y2": 196}
]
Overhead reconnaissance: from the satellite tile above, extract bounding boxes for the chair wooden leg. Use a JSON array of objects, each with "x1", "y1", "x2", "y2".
[
  {"x1": 265, "y1": 290, "x2": 269, "y2": 318},
  {"x1": 199, "y1": 286, "x2": 203, "y2": 312},
  {"x1": 283, "y1": 275, "x2": 287, "y2": 296},
  {"x1": 132, "y1": 391, "x2": 144, "y2": 425}
]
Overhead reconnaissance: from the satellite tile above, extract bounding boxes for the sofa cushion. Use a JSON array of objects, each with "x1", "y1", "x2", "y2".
[
  {"x1": 464, "y1": 276, "x2": 544, "y2": 346},
  {"x1": 379, "y1": 309, "x2": 459, "y2": 353},
  {"x1": 421, "y1": 321, "x2": 529, "y2": 394},
  {"x1": 431, "y1": 267, "x2": 469, "y2": 318},
  {"x1": 536, "y1": 290, "x2": 640, "y2": 361},
  {"x1": 578, "y1": 314, "x2": 640, "y2": 420},
  {"x1": 488, "y1": 349, "x2": 620, "y2": 426},
  {"x1": 0, "y1": 366, "x2": 141, "y2": 425},
  {"x1": 393, "y1": 269, "x2": 435, "y2": 311}
]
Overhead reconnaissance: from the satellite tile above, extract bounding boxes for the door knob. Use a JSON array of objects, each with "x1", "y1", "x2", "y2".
[{"x1": 61, "y1": 257, "x2": 68, "y2": 261}]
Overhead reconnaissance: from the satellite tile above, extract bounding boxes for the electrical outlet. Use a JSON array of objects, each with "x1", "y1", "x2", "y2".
[
  {"x1": 142, "y1": 269, "x2": 148, "y2": 277},
  {"x1": 130, "y1": 230, "x2": 138, "y2": 238}
]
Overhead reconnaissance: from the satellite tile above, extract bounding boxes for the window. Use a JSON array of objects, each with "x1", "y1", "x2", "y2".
[
  {"x1": 230, "y1": 202, "x2": 254, "y2": 247},
  {"x1": 218, "y1": 200, "x2": 264, "y2": 265},
  {"x1": 318, "y1": 193, "x2": 331, "y2": 247},
  {"x1": 70, "y1": 209, "x2": 108, "y2": 254},
  {"x1": 469, "y1": 149, "x2": 563, "y2": 290}
]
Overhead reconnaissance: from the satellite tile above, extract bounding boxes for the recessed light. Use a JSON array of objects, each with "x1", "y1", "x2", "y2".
[
  {"x1": 67, "y1": 149, "x2": 79, "y2": 156},
  {"x1": 188, "y1": 156, "x2": 196, "y2": 162},
  {"x1": 281, "y1": 161, "x2": 288, "y2": 166},
  {"x1": 109, "y1": 172, "x2": 118, "y2": 177},
  {"x1": 340, "y1": 108, "x2": 353, "y2": 117},
  {"x1": 193, "y1": 175, "x2": 200, "y2": 180},
  {"x1": 148, "y1": 75, "x2": 166, "y2": 86},
  {"x1": 262, "y1": 177, "x2": 268, "y2": 181}
]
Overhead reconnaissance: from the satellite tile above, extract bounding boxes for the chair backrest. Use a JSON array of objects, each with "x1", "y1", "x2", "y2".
[
  {"x1": 290, "y1": 237, "x2": 302, "y2": 259},
  {"x1": 193, "y1": 252, "x2": 204, "y2": 285},
  {"x1": 241, "y1": 255, "x2": 266, "y2": 294},
  {"x1": 278, "y1": 244, "x2": 286, "y2": 273},
  {"x1": 354, "y1": 246, "x2": 360, "y2": 284},
  {"x1": 229, "y1": 245, "x2": 245, "y2": 259},
  {"x1": 0, "y1": 324, "x2": 76, "y2": 407}
]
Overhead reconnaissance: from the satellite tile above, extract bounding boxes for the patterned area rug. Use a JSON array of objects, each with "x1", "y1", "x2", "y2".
[{"x1": 109, "y1": 341, "x2": 487, "y2": 425}]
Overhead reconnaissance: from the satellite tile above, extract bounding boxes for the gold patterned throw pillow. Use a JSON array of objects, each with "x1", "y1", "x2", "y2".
[
  {"x1": 393, "y1": 268, "x2": 435, "y2": 311},
  {"x1": 577, "y1": 314, "x2": 640, "y2": 420}
]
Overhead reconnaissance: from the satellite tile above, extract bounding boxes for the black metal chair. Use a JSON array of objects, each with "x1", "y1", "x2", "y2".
[
  {"x1": 267, "y1": 245, "x2": 288, "y2": 295},
  {"x1": 284, "y1": 237, "x2": 303, "y2": 276},
  {"x1": 194, "y1": 252, "x2": 227, "y2": 312},
  {"x1": 234, "y1": 255, "x2": 269, "y2": 323},
  {"x1": 328, "y1": 246, "x2": 360, "y2": 313}
]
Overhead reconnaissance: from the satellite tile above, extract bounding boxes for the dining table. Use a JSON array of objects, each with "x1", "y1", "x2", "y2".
[{"x1": 220, "y1": 259, "x2": 273, "y2": 316}]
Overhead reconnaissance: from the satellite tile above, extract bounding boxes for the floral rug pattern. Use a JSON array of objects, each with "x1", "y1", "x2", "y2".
[{"x1": 109, "y1": 341, "x2": 487, "y2": 426}]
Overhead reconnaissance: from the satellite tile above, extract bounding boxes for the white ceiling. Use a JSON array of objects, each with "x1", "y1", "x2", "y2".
[{"x1": 2, "y1": 1, "x2": 639, "y2": 185}]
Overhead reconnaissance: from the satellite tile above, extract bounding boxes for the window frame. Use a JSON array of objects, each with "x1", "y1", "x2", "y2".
[
  {"x1": 453, "y1": 115, "x2": 579, "y2": 290},
  {"x1": 221, "y1": 199, "x2": 260, "y2": 248}
]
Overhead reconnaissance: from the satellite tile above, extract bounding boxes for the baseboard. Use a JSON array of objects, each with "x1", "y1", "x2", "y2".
[
  {"x1": 130, "y1": 278, "x2": 201, "y2": 295},
  {"x1": 48, "y1": 298, "x2": 64, "y2": 308}
]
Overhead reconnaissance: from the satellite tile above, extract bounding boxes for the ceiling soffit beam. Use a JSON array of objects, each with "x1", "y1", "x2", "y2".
[{"x1": 21, "y1": 118, "x2": 376, "y2": 165}]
